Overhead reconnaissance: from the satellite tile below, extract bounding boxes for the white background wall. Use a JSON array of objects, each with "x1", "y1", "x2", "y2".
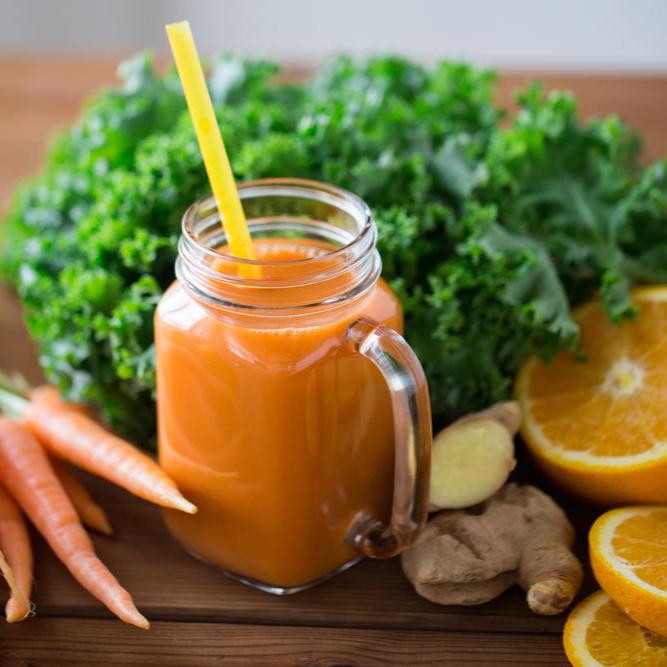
[{"x1": 1, "y1": 0, "x2": 666, "y2": 72}]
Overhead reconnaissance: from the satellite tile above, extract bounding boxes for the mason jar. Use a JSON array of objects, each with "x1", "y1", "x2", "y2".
[{"x1": 155, "y1": 178, "x2": 431, "y2": 594}]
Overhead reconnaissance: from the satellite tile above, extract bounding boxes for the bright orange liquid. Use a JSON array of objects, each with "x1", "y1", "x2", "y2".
[{"x1": 155, "y1": 239, "x2": 402, "y2": 587}]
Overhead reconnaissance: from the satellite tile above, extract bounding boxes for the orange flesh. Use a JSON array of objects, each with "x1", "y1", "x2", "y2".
[
  {"x1": 525, "y1": 297, "x2": 667, "y2": 457},
  {"x1": 612, "y1": 511, "x2": 667, "y2": 591},
  {"x1": 586, "y1": 597, "x2": 667, "y2": 665},
  {"x1": 155, "y1": 238, "x2": 402, "y2": 587}
]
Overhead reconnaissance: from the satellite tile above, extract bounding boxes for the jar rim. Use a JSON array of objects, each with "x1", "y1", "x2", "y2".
[
  {"x1": 182, "y1": 177, "x2": 374, "y2": 271},
  {"x1": 176, "y1": 177, "x2": 382, "y2": 314}
]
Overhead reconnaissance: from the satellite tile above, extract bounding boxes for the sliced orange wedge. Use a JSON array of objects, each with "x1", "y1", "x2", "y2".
[
  {"x1": 564, "y1": 590, "x2": 667, "y2": 666},
  {"x1": 590, "y1": 506, "x2": 667, "y2": 637},
  {"x1": 516, "y1": 287, "x2": 667, "y2": 505}
]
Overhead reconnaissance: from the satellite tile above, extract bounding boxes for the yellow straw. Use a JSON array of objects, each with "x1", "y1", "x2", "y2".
[{"x1": 166, "y1": 21, "x2": 257, "y2": 265}]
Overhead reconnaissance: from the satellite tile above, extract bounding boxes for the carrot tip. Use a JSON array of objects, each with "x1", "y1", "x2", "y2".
[
  {"x1": 171, "y1": 496, "x2": 198, "y2": 515},
  {"x1": 117, "y1": 600, "x2": 150, "y2": 630},
  {"x1": 5, "y1": 597, "x2": 30, "y2": 623},
  {"x1": 87, "y1": 506, "x2": 114, "y2": 536},
  {"x1": 128, "y1": 611, "x2": 151, "y2": 630}
]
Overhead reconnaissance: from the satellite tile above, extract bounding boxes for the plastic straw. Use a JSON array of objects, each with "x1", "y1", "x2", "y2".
[{"x1": 166, "y1": 21, "x2": 257, "y2": 264}]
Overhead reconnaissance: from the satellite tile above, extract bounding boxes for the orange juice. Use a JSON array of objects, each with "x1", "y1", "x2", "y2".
[{"x1": 155, "y1": 180, "x2": 431, "y2": 592}]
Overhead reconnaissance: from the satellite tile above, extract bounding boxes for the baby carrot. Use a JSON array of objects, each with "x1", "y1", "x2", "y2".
[
  {"x1": 24, "y1": 386, "x2": 196, "y2": 515},
  {"x1": 0, "y1": 417, "x2": 149, "y2": 629},
  {"x1": 50, "y1": 457, "x2": 113, "y2": 536},
  {"x1": 0, "y1": 483, "x2": 32, "y2": 622}
]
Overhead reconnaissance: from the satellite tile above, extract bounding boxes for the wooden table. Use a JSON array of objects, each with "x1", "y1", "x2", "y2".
[{"x1": 0, "y1": 57, "x2": 665, "y2": 666}]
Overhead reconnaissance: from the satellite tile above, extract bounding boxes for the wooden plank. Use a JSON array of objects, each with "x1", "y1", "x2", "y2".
[
  {"x1": 24, "y1": 470, "x2": 595, "y2": 635},
  {"x1": 0, "y1": 617, "x2": 569, "y2": 666},
  {"x1": 22, "y1": 474, "x2": 562, "y2": 633}
]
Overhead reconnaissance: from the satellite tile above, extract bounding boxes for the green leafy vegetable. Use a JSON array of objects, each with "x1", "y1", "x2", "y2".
[{"x1": 2, "y1": 53, "x2": 666, "y2": 444}]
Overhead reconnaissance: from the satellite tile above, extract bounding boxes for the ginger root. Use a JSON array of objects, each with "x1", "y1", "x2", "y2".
[
  {"x1": 429, "y1": 402, "x2": 520, "y2": 510},
  {"x1": 402, "y1": 483, "x2": 583, "y2": 615}
]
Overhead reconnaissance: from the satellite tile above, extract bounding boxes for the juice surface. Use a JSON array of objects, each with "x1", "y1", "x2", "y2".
[{"x1": 156, "y1": 238, "x2": 402, "y2": 587}]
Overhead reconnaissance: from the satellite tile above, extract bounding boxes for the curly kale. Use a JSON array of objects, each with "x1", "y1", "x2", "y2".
[{"x1": 2, "y1": 53, "x2": 666, "y2": 443}]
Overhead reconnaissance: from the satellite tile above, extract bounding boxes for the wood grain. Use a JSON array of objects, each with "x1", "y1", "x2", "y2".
[{"x1": 0, "y1": 618, "x2": 569, "y2": 667}]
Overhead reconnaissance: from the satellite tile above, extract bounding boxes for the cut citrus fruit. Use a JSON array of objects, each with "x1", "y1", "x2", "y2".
[
  {"x1": 564, "y1": 589, "x2": 667, "y2": 666},
  {"x1": 589, "y1": 506, "x2": 667, "y2": 637},
  {"x1": 516, "y1": 287, "x2": 667, "y2": 506}
]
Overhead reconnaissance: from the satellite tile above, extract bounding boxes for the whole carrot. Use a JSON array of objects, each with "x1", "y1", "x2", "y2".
[
  {"x1": 50, "y1": 457, "x2": 113, "y2": 536},
  {"x1": 24, "y1": 386, "x2": 196, "y2": 515},
  {"x1": 0, "y1": 417, "x2": 149, "y2": 629},
  {"x1": 0, "y1": 484, "x2": 32, "y2": 622}
]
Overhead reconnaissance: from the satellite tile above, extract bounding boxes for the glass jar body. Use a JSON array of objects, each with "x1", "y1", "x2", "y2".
[
  {"x1": 155, "y1": 179, "x2": 408, "y2": 592},
  {"x1": 156, "y1": 273, "x2": 402, "y2": 590}
]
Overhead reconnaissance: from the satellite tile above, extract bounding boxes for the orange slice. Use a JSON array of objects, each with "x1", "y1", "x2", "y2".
[
  {"x1": 516, "y1": 287, "x2": 667, "y2": 505},
  {"x1": 589, "y1": 506, "x2": 667, "y2": 637},
  {"x1": 564, "y1": 590, "x2": 667, "y2": 666}
]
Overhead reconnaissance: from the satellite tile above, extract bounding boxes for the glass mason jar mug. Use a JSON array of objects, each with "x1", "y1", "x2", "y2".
[{"x1": 155, "y1": 178, "x2": 432, "y2": 594}]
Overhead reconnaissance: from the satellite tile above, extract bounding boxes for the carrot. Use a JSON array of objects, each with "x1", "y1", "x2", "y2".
[
  {"x1": 0, "y1": 418, "x2": 149, "y2": 629},
  {"x1": 24, "y1": 386, "x2": 196, "y2": 515},
  {"x1": 50, "y1": 457, "x2": 113, "y2": 536},
  {"x1": 0, "y1": 483, "x2": 32, "y2": 622}
]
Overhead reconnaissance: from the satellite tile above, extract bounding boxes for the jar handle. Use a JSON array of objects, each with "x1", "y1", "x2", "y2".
[{"x1": 345, "y1": 318, "x2": 432, "y2": 558}]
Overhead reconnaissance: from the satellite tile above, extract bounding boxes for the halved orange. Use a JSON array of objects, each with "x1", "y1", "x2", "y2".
[
  {"x1": 590, "y1": 506, "x2": 667, "y2": 637},
  {"x1": 564, "y1": 590, "x2": 667, "y2": 666},
  {"x1": 516, "y1": 287, "x2": 667, "y2": 506}
]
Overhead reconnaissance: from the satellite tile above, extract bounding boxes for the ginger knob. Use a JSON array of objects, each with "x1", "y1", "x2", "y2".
[
  {"x1": 429, "y1": 402, "x2": 520, "y2": 510},
  {"x1": 402, "y1": 483, "x2": 584, "y2": 615}
]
